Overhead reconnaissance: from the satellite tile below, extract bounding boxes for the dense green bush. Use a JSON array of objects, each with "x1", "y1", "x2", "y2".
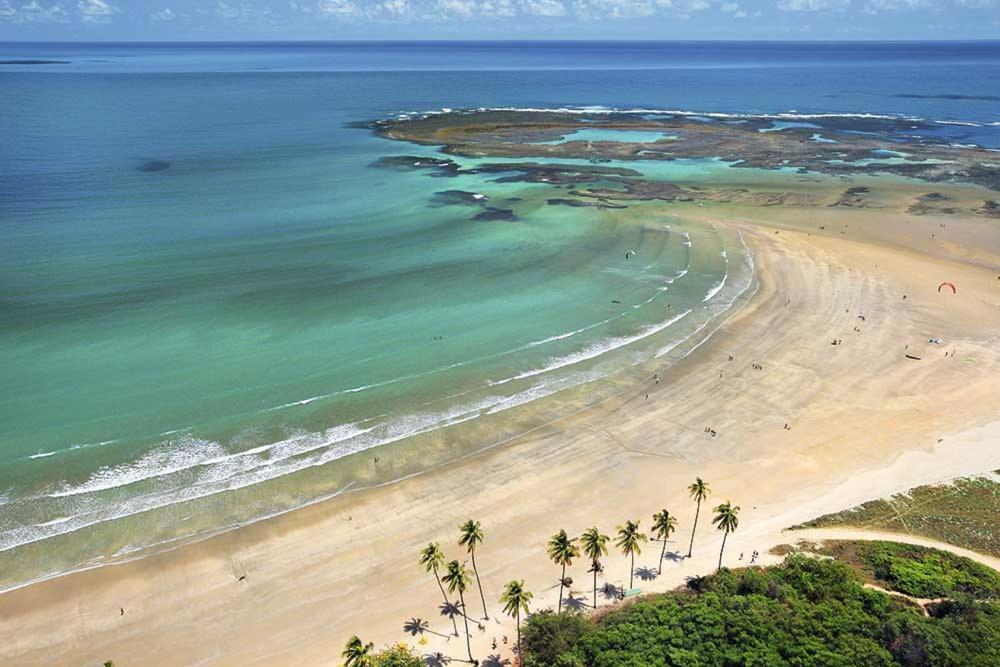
[
  {"x1": 858, "y1": 542, "x2": 1000, "y2": 599},
  {"x1": 521, "y1": 554, "x2": 1000, "y2": 667}
]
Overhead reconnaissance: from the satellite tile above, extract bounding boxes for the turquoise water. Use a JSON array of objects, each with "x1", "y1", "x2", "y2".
[
  {"x1": 537, "y1": 128, "x2": 677, "y2": 144},
  {"x1": 2, "y1": 40, "x2": 998, "y2": 590}
]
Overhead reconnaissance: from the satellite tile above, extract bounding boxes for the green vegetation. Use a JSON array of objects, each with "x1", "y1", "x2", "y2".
[
  {"x1": 792, "y1": 540, "x2": 1000, "y2": 600},
  {"x1": 369, "y1": 644, "x2": 424, "y2": 667},
  {"x1": 521, "y1": 553, "x2": 1000, "y2": 667},
  {"x1": 341, "y1": 639, "x2": 423, "y2": 667},
  {"x1": 793, "y1": 473, "x2": 1000, "y2": 557}
]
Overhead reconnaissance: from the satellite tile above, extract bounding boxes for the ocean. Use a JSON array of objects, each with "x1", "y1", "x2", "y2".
[{"x1": 1, "y1": 40, "x2": 998, "y2": 590}]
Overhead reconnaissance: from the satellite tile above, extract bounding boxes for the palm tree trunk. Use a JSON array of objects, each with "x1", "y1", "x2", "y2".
[
  {"x1": 471, "y1": 549, "x2": 489, "y2": 620},
  {"x1": 628, "y1": 552, "x2": 634, "y2": 589},
  {"x1": 659, "y1": 538, "x2": 667, "y2": 575},
  {"x1": 558, "y1": 562, "x2": 565, "y2": 612},
  {"x1": 459, "y1": 591, "x2": 473, "y2": 663},
  {"x1": 516, "y1": 609, "x2": 521, "y2": 662},
  {"x1": 717, "y1": 529, "x2": 729, "y2": 571},
  {"x1": 592, "y1": 561, "x2": 598, "y2": 608},
  {"x1": 434, "y1": 569, "x2": 459, "y2": 637},
  {"x1": 688, "y1": 498, "x2": 701, "y2": 558}
]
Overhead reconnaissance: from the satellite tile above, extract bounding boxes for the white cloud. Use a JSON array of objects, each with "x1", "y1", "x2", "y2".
[
  {"x1": 865, "y1": 0, "x2": 928, "y2": 10},
  {"x1": 776, "y1": 0, "x2": 849, "y2": 10},
  {"x1": 521, "y1": 0, "x2": 565, "y2": 15},
  {"x1": 432, "y1": 0, "x2": 472, "y2": 15},
  {"x1": 375, "y1": 0, "x2": 412, "y2": 16},
  {"x1": 18, "y1": 0, "x2": 70, "y2": 22},
  {"x1": 720, "y1": 1, "x2": 748, "y2": 14},
  {"x1": 151, "y1": 7, "x2": 175, "y2": 21},
  {"x1": 78, "y1": 0, "x2": 114, "y2": 23},
  {"x1": 216, "y1": 1, "x2": 240, "y2": 18}
]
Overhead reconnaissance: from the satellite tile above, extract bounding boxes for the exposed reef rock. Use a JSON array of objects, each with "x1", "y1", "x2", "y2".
[
  {"x1": 908, "y1": 192, "x2": 957, "y2": 215},
  {"x1": 371, "y1": 109, "x2": 1000, "y2": 191},
  {"x1": 974, "y1": 200, "x2": 1000, "y2": 218},
  {"x1": 546, "y1": 198, "x2": 628, "y2": 209}
]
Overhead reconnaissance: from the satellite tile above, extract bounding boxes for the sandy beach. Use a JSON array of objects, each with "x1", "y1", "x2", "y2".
[{"x1": 3, "y1": 194, "x2": 1000, "y2": 667}]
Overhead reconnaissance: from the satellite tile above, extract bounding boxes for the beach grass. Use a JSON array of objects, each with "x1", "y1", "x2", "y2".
[{"x1": 790, "y1": 473, "x2": 1000, "y2": 558}]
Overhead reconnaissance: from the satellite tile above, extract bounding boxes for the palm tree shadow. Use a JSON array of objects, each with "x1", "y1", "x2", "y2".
[
  {"x1": 405, "y1": 617, "x2": 450, "y2": 639},
  {"x1": 563, "y1": 592, "x2": 589, "y2": 611},
  {"x1": 424, "y1": 652, "x2": 452, "y2": 666},
  {"x1": 601, "y1": 582, "x2": 622, "y2": 600},
  {"x1": 663, "y1": 550, "x2": 684, "y2": 563},
  {"x1": 439, "y1": 602, "x2": 461, "y2": 636},
  {"x1": 634, "y1": 567, "x2": 658, "y2": 582},
  {"x1": 482, "y1": 656, "x2": 511, "y2": 667}
]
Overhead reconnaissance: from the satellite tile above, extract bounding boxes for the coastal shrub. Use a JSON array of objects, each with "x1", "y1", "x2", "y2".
[
  {"x1": 521, "y1": 610, "x2": 592, "y2": 667},
  {"x1": 520, "y1": 553, "x2": 1000, "y2": 667},
  {"x1": 844, "y1": 541, "x2": 1000, "y2": 599},
  {"x1": 372, "y1": 643, "x2": 423, "y2": 667}
]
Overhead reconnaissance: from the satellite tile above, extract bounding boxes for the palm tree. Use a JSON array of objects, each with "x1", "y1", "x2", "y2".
[
  {"x1": 615, "y1": 520, "x2": 647, "y2": 590},
  {"x1": 442, "y1": 560, "x2": 475, "y2": 664},
  {"x1": 579, "y1": 527, "x2": 609, "y2": 608},
  {"x1": 651, "y1": 509, "x2": 678, "y2": 574},
  {"x1": 686, "y1": 477, "x2": 711, "y2": 558},
  {"x1": 342, "y1": 635, "x2": 374, "y2": 667},
  {"x1": 546, "y1": 529, "x2": 580, "y2": 612},
  {"x1": 458, "y1": 519, "x2": 489, "y2": 620},
  {"x1": 712, "y1": 501, "x2": 740, "y2": 571},
  {"x1": 500, "y1": 579, "x2": 533, "y2": 659},
  {"x1": 420, "y1": 542, "x2": 459, "y2": 637}
]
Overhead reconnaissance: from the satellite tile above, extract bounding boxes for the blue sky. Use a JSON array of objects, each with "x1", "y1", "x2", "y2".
[{"x1": 1, "y1": 0, "x2": 998, "y2": 40}]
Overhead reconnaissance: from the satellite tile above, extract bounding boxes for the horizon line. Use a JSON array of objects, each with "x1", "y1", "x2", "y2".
[{"x1": 3, "y1": 38, "x2": 1000, "y2": 45}]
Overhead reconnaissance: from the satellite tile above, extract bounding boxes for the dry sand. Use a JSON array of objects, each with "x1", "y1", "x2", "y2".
[{"x1": 2, "y1": 196, "x2": 1000, "y2": 667}]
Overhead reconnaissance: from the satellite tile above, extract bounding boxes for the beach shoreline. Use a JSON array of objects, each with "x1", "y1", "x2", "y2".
[{"x1": 2, "y1": 195, "x2": 999, "y2": 666}]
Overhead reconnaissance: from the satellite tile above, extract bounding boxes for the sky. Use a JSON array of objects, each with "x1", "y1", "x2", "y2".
[{"x1": 0, "y1": 0, "x2": 998, "y2": 41}]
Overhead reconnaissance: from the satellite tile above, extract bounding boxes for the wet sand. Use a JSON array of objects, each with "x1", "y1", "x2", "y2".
[{"x1": 2, "y1": 198, "x2": 1000, "y2": 667}]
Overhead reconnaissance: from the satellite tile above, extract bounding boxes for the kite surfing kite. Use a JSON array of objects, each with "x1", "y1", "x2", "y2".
[{"x1": 938, "y1": 282, "x2": 957, "y2": 293}]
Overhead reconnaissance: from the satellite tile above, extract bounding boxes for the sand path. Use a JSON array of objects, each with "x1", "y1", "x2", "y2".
[{"x1": 2, "y1": 205, "x2": 999, "y2": 667}]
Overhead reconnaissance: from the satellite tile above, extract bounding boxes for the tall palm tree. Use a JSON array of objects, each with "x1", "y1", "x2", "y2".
[
  {"x1": 546, "y1": 529, "x2": 580, "y2": 612},
  {"x1": 686, "y1": 477, "x2": 711, "y2": 558},
  {"x1": 458, "y1": 519, "x2": 489, "y2": 620},
  {"x1": 420, "y1": 542, "x2": 458, "y2": 637},
  {"x1": 442, "y1": 560, "x2": 475, "y2": 664},
  {"x1": 712, "y1": 501, "x2": 740, "y2": 571},
  {"x1": 500, "y1": 579, "x2": 533, "y2": 659},
  {"x1": 342, "y1": 635, "x2": 374, "y2": 667},
  {"x1": 615, "y1": 520, "x2": 647, "y2": 590},
  {"x1": 651, "y1": 509, "x2": 678, "y2": 575},
  {"x1": 580, "y1": 527, "x2": 610, "y2": 609}
]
